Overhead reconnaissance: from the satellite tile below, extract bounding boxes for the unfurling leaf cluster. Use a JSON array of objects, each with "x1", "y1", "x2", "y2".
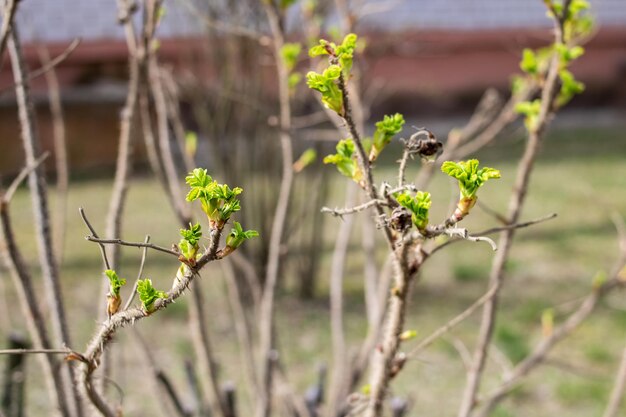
[
  {"x1": 137, "y1": 278, "x2": 167, "y2": 313},
  {"x1": 369, "y1": 113, "x2": 405, "y2": 161},
  {"x1": 226, "y1": 222, "x2": 259, "y2": 250},
  {"x1": 306, "y1": 33, "x2": 359, "y2": 115},
  {"x1": 179, "y1": 223, "x2": 202, "y2": 261},
  {"x1": 515, "y1": 0, "x2": 591, "y2": 130},
  {"x1": 306, "y1": 65, "x2": 343, "y2": 115},
  {"x1": 441, "y1": 160, "x2": 501, "y2": 200},
  {"x1": 185, "y1": 168, "x2": 242, "y2": 227},
  {"x1": 323, "y1": 139, "x2": 362, "y2": 183},
  {"x1": 105, "y1": 269, "x2": 126, "y2": 297},
  {"x1": 396, "y1": 191, "x2": 432, "y2": 231}
]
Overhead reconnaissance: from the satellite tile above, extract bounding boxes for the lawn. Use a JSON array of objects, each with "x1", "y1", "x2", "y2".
[{"x1": 1, "y1": 124, "x2": 625, "y2": 416}]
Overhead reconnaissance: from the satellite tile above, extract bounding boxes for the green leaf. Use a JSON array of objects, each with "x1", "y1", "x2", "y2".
[
  {"x1": 288, "y1": 72, "x2": 302, "y2": 89},
  {"x1": 323, "y1": 139, "x2": 361, "y2": 182},
  {"x1": 308, "y1": 40, "x2": 332, "y2": 57},
  {"x1": 335, "y1": 33, "x2": 358, "y2": 75},
  {"x1": 180, "y1": 223, "x2": 202, "y2": 246},
  {"x1": 105, "y1": 269, "x2": 126, "y2": 297},
  {"x1": 137, "y1": 279, "x2": 167, "y2": 313},
  {"x1": 441, "y1": 159, "x2": 501, "y2": 199},
  {"x1": 557, "y1": 69, "x2": 585, "y2": 106},
  {"x1": 226, "y1": 221, "x2": 259, "y2": 249},
  {"x1": 520, "y1": 48, "x2": 538, "y2": 74},
  {"x1": 514, "y1": 99, "x2": 542, "y2": 131},
  {"x1": 293, "y1": 148, "x2": 317, "y2": 172},
  {"x1": 396, "y1": 191, "x2": 431, "y2": 230},
  {"x1": 185, "y1": 131, "x2": 197, "y2": 157},
  {"x1": 371, "y1": 113, "x2": 405, "y2": 160},
  {"x1": 185, "y1": 169, "x2": 243, "y2": 224},
  {"x1": 306, "y1": 66, "x2": 344, "y2": 115},
  {"x1": 280, "y1": 0, "x2": 297, "y2": 9},
  {"x1": 281, "y1": 43, "x2": 301, "y2": 72}
]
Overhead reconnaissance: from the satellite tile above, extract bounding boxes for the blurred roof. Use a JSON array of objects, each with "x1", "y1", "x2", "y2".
[
  {"x1": 357, "y1": 0, "x2": 626, "y2": 30},
  {"x1": 13, "y1": 0, "x2": 626, "y2": 43}
]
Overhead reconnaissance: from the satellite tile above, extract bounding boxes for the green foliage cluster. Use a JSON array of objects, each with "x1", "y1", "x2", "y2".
[
  {"x1": 280, "y1": 42, "x2": 302, "y2": 89},
  {"x1": 137, "y1": 278, "x2": 168, "y2": 313},
  {"x1": 515, "y1": 0, "x2": 591, "y2": 130},
  {"x1": 369, "y1": 113, "x2": 405, "y2": 161},
  {"x1": 441, "y1": 160, "x2": 501, "y2": 200},
  {"x1": 105, "y1": 269, "x2": 126, "y2": 297},
  {"x1": 322, "y1": 138, "x2": 362, "y2": 183},
  {"x1": 306, "y1": 33, "x2": 359, "y2": 115},
  {"x1": 396, "y1": 191, "x2": 432, "y2": 231},
  {"x1": 179, "y1": 223, "x2": 202, "y2": 261},
  {"x1": 227, "y1": 222, "x2": 259, "y2": 250},
  {"x1": 186, "y1": 168, "x2": 242, "y2": 227},
  {"x1": 306, "y1": 65, "x2": 343, "y2": 115}
]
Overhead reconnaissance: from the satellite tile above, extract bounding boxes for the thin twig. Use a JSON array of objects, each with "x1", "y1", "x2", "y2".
[
  {"x1": 1, "y1": 175, "x2": 71, "y2": 416},
  {"x1": 457, "y1": 7, "x2": 570, "y2": 414},
  {"x1": 407, "y1": 284, "x2": 499, "y2": 359},
  {"x1": 257, "y1": 3, "x2": 296, "y2": 417},
  {"x1": 85, "y1": 236, "x2": 179, "y2": 257},
  {"x1": 79, "y1": 207, "x2": 111, "y2": 270},
  {"x1": 0, "y1": 0, "x2": 17, "y2": 71},
  {"x1": 0, "y1": 348, "x2": 71, "y2": 355},
  {"x1": 328, "y1": 184, "x2": 356, "y2": 413},
  {"x1": 0, "y1": 39, "x2": 82, "y2": 96},
  {"x1": 38, "y1": 43, "x2": 70, "y2": 265},
  {"x1": 3, "y1": 153, "x2": 50, "y2": 203},
  {"x1": 123, "y1": 235, "x2": 150, "y2": 311},
  {"x1": 427, "y1": 213, "x2": 557, "y2": 257},
  {"x1": 603, "y1": 340, "x2": 626, "y2": 417},
  {"x1": 79, "y1": 225, "x2": 224, "y2": 417},
  {"x1": 321, "y1": 198, "x2": 387, "y2": 217},
  {"x1": 8, "y1": 25, "x2": 82, "y2": 417}
]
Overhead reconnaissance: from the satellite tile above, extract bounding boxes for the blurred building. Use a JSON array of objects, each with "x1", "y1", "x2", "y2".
[{"x1": 0, "y1": 0, "x2": 624, "y2": 173}]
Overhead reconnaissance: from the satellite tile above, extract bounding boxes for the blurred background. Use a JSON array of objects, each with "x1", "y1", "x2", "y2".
[{"x1": 1, "y1": 1, "x2": 625, "y2": 416}]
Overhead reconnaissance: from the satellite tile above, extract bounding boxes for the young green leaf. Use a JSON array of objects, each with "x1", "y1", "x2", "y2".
[
  {"x1": 180, "y1": 223, "x2": 202, "y2": 246},
  {"x1": 137, "y1": 279, "x2": 167, "y2": 313},
  {"x1": 370, "y1": 113, "x2": 405, "y2": 161},
  {"x1": 306, "y1": 65, "x2": 344, "y2": 115},
  {"x1": 323, "y1": 139, "x2": 361, "y2": 182},
  {"x1": 185, "y1": 169, "x2": 243, "y2": 226},
  {"x1": 185, "y1": 131, "x2": 198, "y2": 157},
  {"x1": 179, "y1": 223, "x2": 202, "y2": 260},
  {"x1": 281, "y1": 43, "x2": 301, "y2": 73},
  {"x1": 396, "y1": 191, "x2": 431, "y2": 231},
  {"x1": 520, "y1": 48, "x2": 538, "y2": 75},
  {"x1": 335, "y1": 33, "x2": 358, "y2": 75},
  {"x1": 293, "y1": 148, "x2": 317, "y2": 173},
  {"x1": 557, "y1": 69, "x2": 585, "y2": 106},
  {"x1": 226, "y1": 222, "x2": 259, "y2": 249},
  {"x1": 105, "y1": 269, "x2": 126, "y2": 297},
  {"x1": 441, "y1": 159, "x2": 501, "y2": 200},
  {"x1": 514, "y1": 99, "x2": 542, "y2": 131}
]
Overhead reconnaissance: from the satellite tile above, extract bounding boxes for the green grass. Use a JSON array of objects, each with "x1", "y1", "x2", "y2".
[{"x1": 2, "y1": 125, "x2": 626, "y2": 416}]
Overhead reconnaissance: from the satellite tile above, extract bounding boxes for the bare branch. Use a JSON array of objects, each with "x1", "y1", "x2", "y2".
[
  {"x1": 0, "y1": 348, "x2": 71, "y2": 356},
  {"x1": 0, "y1": 39, "x2": 82, "y2": 97},
  {"x1": 123, "y1": 235, "x2": 150, "y2": 311},
  {"x1": 457, "y1": 7, "x2": 571, "y2": 413},
  {"x1": 2, "y1": 153, "x2": 50, "y2": 204},
  {"x1": 85, "y1": 236, "x2": 179, "y2": 258},
  {"x1": 38, "y1": 43, "x2": 70, "y2": 264},
  {"x1": 8, "y1": 25, "x2": 82, "y2": 417},
  {"x1": 257, "y1": 4, "x2": 296, "y2": 417},
  {"x1": 79, "y1": 226, "x2": 224, "y2": 417},
  {"x1": 407, "y1": 284, "x2": 499, "y2": 359},
  {"x1": 603, "y1": 340, "x2": 626, "y2": 417}
]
